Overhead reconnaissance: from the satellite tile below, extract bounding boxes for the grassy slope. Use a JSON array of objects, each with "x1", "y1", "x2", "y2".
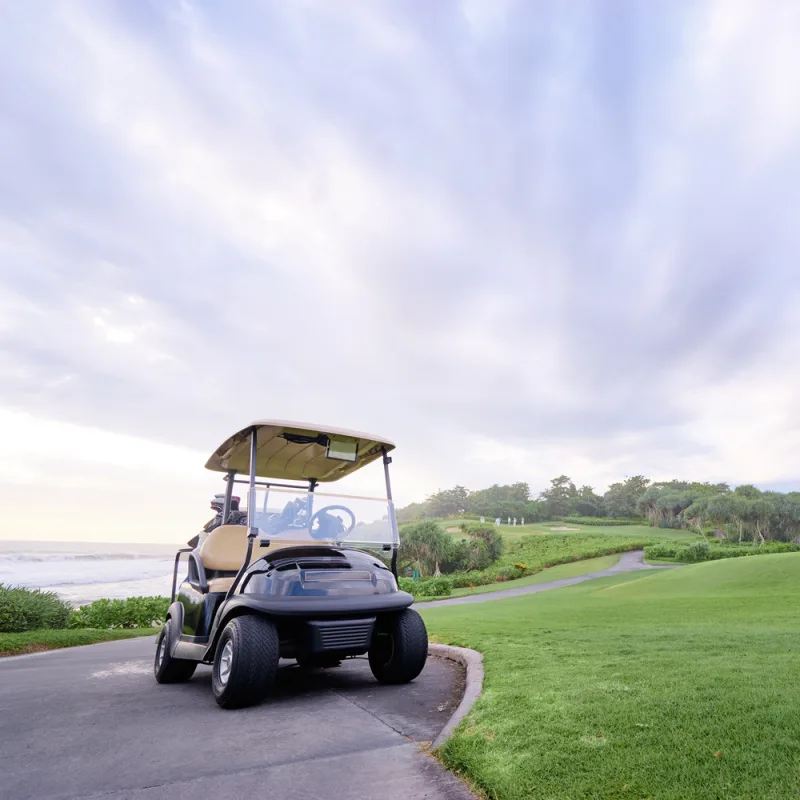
[
  {"x1": 0, "y1": 628, "x2": 157, "y2": 657},
  {"x1": 421, "y1": 553, "x2": 800, "y2": 800},
  {"x1": 417, "y1": 555, "x2": 622, "y2": 602},
  {"x1": 443, "y1": 521, "x2": 700, "y2": 544}
]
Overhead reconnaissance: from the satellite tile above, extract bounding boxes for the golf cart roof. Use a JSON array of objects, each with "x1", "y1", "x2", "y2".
[{"x1": 205, "y1": 420, "x2": 395, "y2": 482}]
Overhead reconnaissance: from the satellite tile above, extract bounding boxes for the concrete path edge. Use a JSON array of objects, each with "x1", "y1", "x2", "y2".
[{"x1": 428, "y1": 643, "x2": 484, "y2": 750}]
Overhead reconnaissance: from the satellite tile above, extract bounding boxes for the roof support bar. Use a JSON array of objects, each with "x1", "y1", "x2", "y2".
[
  {"x1": 224, "y1": 428, "x2": 259, "y2": 604},
  {"x1": 382, "y1": 447, "x2": 399, "y2": 579},
  {"x1": 247, "y1": 428, "x2": 258, "y2": 538},
  {"x1": 221, "y1": 469, "x2": 236, "y2": 524}
]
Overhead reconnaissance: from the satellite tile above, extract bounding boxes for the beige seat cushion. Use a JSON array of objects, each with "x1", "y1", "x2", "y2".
[
  {"x1": 199, "y1": 525, "x2": 250, "y2": 571},
  {"x1": 199, "y1": 525, "x2": 325, "y2": 574}
]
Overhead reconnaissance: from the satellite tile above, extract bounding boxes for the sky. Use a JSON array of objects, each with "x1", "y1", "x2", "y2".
[{"x1": 1, "y1": 0, "x2": 800, "y2": 543}]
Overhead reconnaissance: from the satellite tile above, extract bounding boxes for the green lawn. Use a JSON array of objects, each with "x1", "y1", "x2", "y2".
[
  {"x1": 420, "y1": 553, "x2": 800, "y2": 800},
  {"x1": 442, "y1": 520, "x2": 701, "y2": 544},
  {"x1": 0, "y1": 628, "x2": 157, "y2": 657},
  {"x1": 417, "y1": 555, "x2": 622, "y2": 602}
]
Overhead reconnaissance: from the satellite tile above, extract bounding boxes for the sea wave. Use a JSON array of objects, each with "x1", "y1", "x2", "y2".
[{"x1": 0, "y1": 554, "x2": 176, "y2": 591}]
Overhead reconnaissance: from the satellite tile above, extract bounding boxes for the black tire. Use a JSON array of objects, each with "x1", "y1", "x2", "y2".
[
  {"x1": 368, "y1": 609, "x2": 428, "y2": 684},
  {"x1": 296, "y1": 654, "x2": 342, "y2": 670},
  {"x1": 212, "y1": 616, "x2": 279, "y2": 709},
  {"x1": 154, "y1": 620, "x2": 197, "y2": 683}
]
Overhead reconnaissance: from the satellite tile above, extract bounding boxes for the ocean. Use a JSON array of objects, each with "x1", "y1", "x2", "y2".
[{"x1": 0, "y1": 540, "x2": 184, "y2": 607}]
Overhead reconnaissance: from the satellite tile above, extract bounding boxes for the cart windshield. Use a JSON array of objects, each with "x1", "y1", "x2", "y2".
[{"x1": 245, "y1": 486, "x2": 398, "y2": 549}]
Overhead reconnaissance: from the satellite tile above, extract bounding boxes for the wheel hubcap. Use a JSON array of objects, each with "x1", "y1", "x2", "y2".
[{"x1": 218, "y1": 640, "x2": 234, "y2": 686}]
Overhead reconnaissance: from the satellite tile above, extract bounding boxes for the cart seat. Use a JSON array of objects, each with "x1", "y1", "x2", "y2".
[
  {"x1": 198, "y1": 525, "x2": 323, "y2": 593},
  {"x1": 199, "y1": 525, "x2": 250, "y2": 572}
]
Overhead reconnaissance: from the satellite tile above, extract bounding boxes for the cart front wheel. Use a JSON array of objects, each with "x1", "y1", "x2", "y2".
[
  {"x1": 212, "y1": 616, "x2": 279, "y2": 709},
  {"x1": 154, "y1": 619, "x2": 197, "y2": 683},
  {"x1": 368, "y1": 609, "x2": 428, "y2": 684}
]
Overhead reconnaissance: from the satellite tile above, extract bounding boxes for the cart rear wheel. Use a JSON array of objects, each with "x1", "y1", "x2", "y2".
[
  {"x1": 212, "y1": 616, "x2": 279, "y2": 709},
  {"x1": 368, "y1": 609, "x2": 428, "y2": 684},
  {"x1": 154, "y1": 620, "x2": 197, "y2": 683}
]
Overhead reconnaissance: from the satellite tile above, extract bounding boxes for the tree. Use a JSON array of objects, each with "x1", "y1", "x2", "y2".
[
  {"x1": 575, "y1": 485, "x2": 604, "y2": 517},
  {"x1": 466, "y1": 483, "x2": 530, "y2": 517},
  {"x1": 539, "y1": 475, "x2": 577, "y2": 517},
  {"x1": 397, "y1": 521, "x2": 453, "y2": 576},
  {"x1": 604, "y1": 476, "x2": 650, "y2": 518},
  {"x1": 425, "y1": 486, "x2": 469, "y2": 518},
  {"x1": 466, "y1": 525, "x2": 504, "y2": 561}
]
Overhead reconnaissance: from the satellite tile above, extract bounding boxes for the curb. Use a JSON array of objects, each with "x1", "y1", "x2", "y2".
[{"x1": 428, "y1": 643, "x2": 484, "y2": 750}]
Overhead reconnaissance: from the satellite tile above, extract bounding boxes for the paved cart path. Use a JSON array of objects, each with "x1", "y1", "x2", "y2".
[
  {"x1": 0, "y1": 638, "x2": 475, "y2": 800},
  {"x1": 425, "y1": 549, "x2": 675, "y2": 607}
]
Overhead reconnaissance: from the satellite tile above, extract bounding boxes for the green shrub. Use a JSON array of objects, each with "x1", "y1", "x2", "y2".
[
  {"x1": 645, "y1": 540, "x2": 800, "y2": 563},
  {"x1": 0, "y1": 584, "x2": 72, "y2": 633},
  {"x1": 506, "y1": 533, "x2": 655, "y2": 571},
  {"x1": 558, "y1": 517, "x2": 645, "y2": 526},
  {"x1": 496, "y1": 565, "x2": 524, "y2": 581},
  {"x1": 465, "y1": 525, "x2": 505, "y2": 560},
  {"x1": 398, "y1": 576, "x2": 453, "y2": 597},
  {"x1": 449, "y1": 570, "x2": 498, "y2": 589},
  {"x1": 416, "y1": 577, "x2": 453, "y2": 597},
  {"x1": 68, "y1": 596, "x2": 169, "y2": 629},
  {"x1": 644, "y1": 542, "x2": 684, "y2": 560},
  {"x1": 683, "y1": 541, "x2": 711, "y2": 562}
]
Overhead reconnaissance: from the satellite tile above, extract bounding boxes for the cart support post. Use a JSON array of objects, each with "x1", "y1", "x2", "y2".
[
  {"x1": 222, "y1": 470, "x2": 236, "y2": 523},
  {"x1": 247, "y1": 428, "x2": 258, "y2": 538},
  {"x1": 224, "y1": 429, "x2": 258, "y2": 603},
  {"x1": 382, "y1": 448, "x2": 399, "y2": 579}
]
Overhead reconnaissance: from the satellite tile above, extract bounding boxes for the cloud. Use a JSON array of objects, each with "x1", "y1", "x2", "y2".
[{"x1": 1, "y1": 0, "x2": 800, "y2": 539}]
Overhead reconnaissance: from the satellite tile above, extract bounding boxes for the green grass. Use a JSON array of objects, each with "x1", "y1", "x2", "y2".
[
  {"x1": 420, "y1": 553, "x2": 800, "y2": 800},
  {"x1": 417, "y1": 555, "x2": 621, "y2": 602},
  {"x1": 443, "y1": 521, "x2": 701, "y2": 544},
  {"x1": 0, "y1": 628, "x2": 157, "y2": 657},
  {"x1": 644, "y1": 557, "x2": 686, "y2": 566}
]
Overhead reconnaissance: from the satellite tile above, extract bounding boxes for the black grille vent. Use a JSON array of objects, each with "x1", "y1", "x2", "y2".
[{"x1": 308, "y1": 618, "x2": 375, "y2": 654}]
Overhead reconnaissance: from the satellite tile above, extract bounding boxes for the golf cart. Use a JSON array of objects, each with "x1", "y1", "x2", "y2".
[{"x1": 154, "y1": 420, "x2": 428, "y2": 709}]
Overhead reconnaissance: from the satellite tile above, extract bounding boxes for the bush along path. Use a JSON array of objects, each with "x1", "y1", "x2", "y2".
[
  {"x1": 0, "y1": 589, "x2": 169, "y2": 657},
  {"x1": 425, "y1": 550, "x2": 676, "y2": 607}
]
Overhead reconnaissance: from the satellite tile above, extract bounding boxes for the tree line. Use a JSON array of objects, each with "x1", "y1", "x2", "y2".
[{"x1": 397, "y1": 476, "x2": 800, "y2": 543}]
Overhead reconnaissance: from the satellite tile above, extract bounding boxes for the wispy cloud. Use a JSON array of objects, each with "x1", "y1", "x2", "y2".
[{"x1": 1, "y1": 0, "x2": 800, "y2": 539}]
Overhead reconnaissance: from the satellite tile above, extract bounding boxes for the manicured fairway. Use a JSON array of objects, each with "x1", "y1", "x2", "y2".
[{"x1": 420, "y1": 553, "x2": 800, "y2": 800}]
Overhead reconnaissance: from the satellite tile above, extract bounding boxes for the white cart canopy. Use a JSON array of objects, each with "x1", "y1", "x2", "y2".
[{"x1": 205, "y1": 420, "x2": 395, "y2": 482}]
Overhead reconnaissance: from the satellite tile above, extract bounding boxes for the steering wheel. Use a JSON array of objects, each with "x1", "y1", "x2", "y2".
[{"x1": 309, "y1": 505, "x2": 356, "y2": 540}]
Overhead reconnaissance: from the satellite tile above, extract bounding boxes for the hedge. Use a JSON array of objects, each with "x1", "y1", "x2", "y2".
[
  {"x1": 557, "y1": 517, "x2": 646, "y2": 526},
  {"x1": 398, "y1": 576, "x2": 453, "y2": 597},
  {"x1": 0, "y1": 584, "x2": 72, "y2": 633},
  {"x1": 68, "y1": 596, "x2": 170, "y2": 629},
  {"x1": 644, "y1": 541, "x2": 800, "y2": 563}
]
